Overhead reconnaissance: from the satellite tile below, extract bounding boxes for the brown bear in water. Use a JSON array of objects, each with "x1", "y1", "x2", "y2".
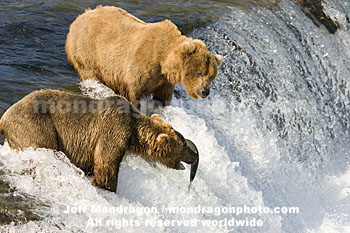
[
  {"x1": 0, "y1": 90, "x2": 198, "y2": 192},
  {"x1": 66, "y1": 5, "x2": 223, "y2": 105}
]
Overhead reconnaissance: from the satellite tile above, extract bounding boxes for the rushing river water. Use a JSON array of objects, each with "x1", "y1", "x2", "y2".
[{"x1": 0, "y1": 0, "x2": 350, "y2": 232}]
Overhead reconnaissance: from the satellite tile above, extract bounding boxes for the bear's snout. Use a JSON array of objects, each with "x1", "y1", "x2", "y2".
[
  {"x1": 174, "y1": 153, "x2": 197, "y2": 171},
  {"x1": 201, "y1": 88, "x2": 210, "y2": 98},
  {"x1": 195, "y1": 87, "x2": 210, "y2": 99},
  {"x1": 181, "y1": 152, "x2": 198, "y2": 165}
]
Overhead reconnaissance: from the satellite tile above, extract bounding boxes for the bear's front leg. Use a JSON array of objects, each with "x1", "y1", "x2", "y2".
[
  {"x1": 153, "y1": 82, "x2": 174, "y2": 106},
  {"x1": 91, "y1": 141, "x2": 125, "y2": 192}
]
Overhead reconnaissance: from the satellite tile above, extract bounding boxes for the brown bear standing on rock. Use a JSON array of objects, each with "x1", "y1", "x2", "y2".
[
  {"x1": 0, "y1": 90, "x2": 198, "y2": 192},
  {"x1": 66, "y1": 5, "x2": 223, "y2": 105}
]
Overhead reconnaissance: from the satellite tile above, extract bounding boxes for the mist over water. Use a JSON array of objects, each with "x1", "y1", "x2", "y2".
[{"x1": 1, "y1": 0, "x2": 350, "y2": 232}]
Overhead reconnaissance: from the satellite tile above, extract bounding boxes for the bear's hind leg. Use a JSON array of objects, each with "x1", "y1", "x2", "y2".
[
  {"x1": 70, "y1": 57, "x2": 101, "y2": 82},
  {"x1": 4, "y1": 116, "x2": 58, "y2": 151},
  {"x1": 77, "y1": 68, "x2": 101, "y2": 82},
  {"x1": 91, "y1": 140, "x2": 125, "y2": 192}
]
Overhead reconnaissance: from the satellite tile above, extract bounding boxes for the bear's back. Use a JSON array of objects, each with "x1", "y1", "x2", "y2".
[{"x1": 81, "y1": 6, "x2": 147, "y2": 33}]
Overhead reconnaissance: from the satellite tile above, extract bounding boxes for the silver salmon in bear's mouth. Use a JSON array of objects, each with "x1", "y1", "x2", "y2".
[{"x1": 185, "y1": 139, "x2": 199, "y2": 192}]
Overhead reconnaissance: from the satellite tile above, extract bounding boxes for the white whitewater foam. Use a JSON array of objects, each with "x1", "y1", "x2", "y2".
[{"x1": 79, "y1": 79, "x2": 116, "y2": 99}]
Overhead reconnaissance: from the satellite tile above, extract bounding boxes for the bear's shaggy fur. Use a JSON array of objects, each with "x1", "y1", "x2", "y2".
[
  {"x1": 0, "y1": 90, "x2": 197, "y2": 192},
  {"x1": 66, "y1": 5, "x2": 223, "y2": 105}
]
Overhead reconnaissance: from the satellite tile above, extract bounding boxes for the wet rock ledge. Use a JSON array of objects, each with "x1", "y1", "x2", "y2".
[
  {"x1": 297, "y1": 0, "x2": 340, "y2": 33},
  {"x1": 0, "y1": 169, "x2": 41, "y2": 226},
  {"x1": 224, "y1": 0, "x2": 340, "y2": 34}
]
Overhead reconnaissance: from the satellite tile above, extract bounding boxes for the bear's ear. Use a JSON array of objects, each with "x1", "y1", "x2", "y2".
[
  {"x1": 151, "y1": 114, "x2": 164, "y2": 123},
  {"x1": 156, "y1": 133, "x2": 170, "y2": 144},
  {"x1": 214, "y1": 54, "x2": 223, "y2": 67},
  {"x1": 181, "y1": 41, "x2": 196, "y2": 55}
]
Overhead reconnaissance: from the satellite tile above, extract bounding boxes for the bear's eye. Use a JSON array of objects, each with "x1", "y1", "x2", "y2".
[{"x1": 197, "y1": 72, "x2": 203, "y2": 77}]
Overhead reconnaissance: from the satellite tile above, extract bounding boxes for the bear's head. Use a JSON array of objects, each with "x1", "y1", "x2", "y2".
[
  {"x1": 164, "y1": 38, "x2": 223, "y2": 99},
  {"x1": 148, "y1": 114, "x2": 198, "y2": 170}
]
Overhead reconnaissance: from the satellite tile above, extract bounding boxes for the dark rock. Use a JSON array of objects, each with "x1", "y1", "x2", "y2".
[
  {"x1": 297, "y1": 0, "x2": 340, "y2": 34},
  {"x1": 0, "y1": 176, "x2": 42, "y2": 226}
]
